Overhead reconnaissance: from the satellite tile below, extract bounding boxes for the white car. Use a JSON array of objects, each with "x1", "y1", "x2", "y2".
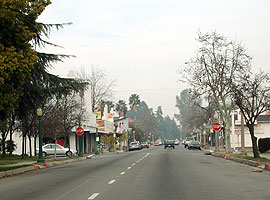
[{"x1": 37, "y1": 143, "x2": 77, "y2": 157}]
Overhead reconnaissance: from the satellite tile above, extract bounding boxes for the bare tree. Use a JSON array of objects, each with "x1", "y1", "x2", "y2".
[
  {"x1": 180, "y1": 31, "x2": 251, "y2": 153},
  {"x1": 231, "y1": 71, "x2": 270, "y2": 157},
  {"x1": 76, "y1": 67, "x2": 116, "y2": 112}
]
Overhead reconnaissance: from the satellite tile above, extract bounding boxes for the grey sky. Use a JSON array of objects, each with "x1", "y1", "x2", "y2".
[{"x1": 38, "y1": 0, "x2": 270, "y2": 117}]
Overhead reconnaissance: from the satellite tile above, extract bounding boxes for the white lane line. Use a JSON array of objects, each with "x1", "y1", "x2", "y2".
[
  {"x1": 120, "y1": 172, "x2": 125, "y2": 175},
  {"x1": 108, "y1": 180, "x2": 116, "y2": 184},
  {"x1": 132, "y1": 163, "x2": 136, "y2": 166},
  {"x1": 127, "y1": 167, "x2": 131, "y2": 169},
  {"x1": 136, "y1": 160, "x2": 140, "y2": 163},
  {"x1": 88, "y1": 193, "x2": 100, "y2": 199},
  {"x1": 139, "y1": 159, "x2": 143, "y2": 161}
]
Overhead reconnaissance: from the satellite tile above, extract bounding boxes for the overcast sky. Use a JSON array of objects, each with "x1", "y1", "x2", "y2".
[{"x1": 38, "y1": 0, "x2": 270, "y2": 118}]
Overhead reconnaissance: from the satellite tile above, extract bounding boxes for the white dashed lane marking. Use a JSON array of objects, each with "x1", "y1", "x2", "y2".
[
  {"x1": 120, "y1": 172, "x2": 125, "y2": 175},
  {"x1": 108, "y1": 180, "x2": 116, "y2": 184},
  {"x1": 88, "y1": 193, "x2": 100, "y2": 199},
  {"x1": 128, "y1": 167, "x2": 131, "y2": 169}
]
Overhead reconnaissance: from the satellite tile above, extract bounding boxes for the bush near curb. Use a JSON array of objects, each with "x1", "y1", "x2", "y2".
[{"x1": 258, "y1": 138, "x2": 270, "y2": 153}]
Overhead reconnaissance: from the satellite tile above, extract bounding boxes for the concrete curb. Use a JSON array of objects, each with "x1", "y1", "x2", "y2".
[
  {"x1": 0, "y1": 157, "x2": 87, "y2": 179},
  {"x1": 211, "y1": 153, "x2": 270, "y2": 170}
]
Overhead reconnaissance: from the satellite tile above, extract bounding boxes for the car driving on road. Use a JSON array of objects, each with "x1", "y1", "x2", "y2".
[{"x1": 188, "y1": 141, "x2": 201, "y2": 150}]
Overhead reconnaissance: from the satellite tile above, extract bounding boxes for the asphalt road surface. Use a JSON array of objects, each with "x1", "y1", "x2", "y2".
[{"x1": 0, "y1": 145, "x2": 270, "y2": 200}]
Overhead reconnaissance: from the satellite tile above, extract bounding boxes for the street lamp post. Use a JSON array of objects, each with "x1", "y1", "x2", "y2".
[
  {"x1": 95, "y1": 128, "x2": 99, "y2": 155},
  {"x1": 37, "y1": 108, "x2": 45, "y2": 163}
]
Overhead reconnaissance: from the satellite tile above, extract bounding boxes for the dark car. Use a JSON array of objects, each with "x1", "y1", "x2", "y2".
[
  {"x1": 188, "y1": 141, "x2": 201, "y2": 150},
  {"x1": 164, "y1": 140, "x2": 175, "y2": 149}
]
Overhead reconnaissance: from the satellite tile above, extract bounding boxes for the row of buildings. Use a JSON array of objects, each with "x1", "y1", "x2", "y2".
[
  {"x1": 10, "y1": 71, "x2": 134, "y2": 156},
  {"x1": 197, "y1": 109, "x2": 270, "y2": 151}
]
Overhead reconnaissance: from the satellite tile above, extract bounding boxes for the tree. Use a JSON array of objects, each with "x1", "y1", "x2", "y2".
[
  {"x1": 115, "y1": 100, "x2": 127, "y2": 117},
  {"x1": 231, "y1": 71, "x2": 270, "y2": 158},
  {"x1": 0, "y1": 0, "x2": 47, "y2": 122},
  {"x1": 175, "y1": 89, "x2": 213, "y2": 137},
  {"x1": 129, "y1": 94, "x2": 141, "y2": 121},
  {"x1": 180, "y1": 31, "x2": 251, "y2": 153},
  {"x1": 76, "y1": 67, "x2": 116, "y2": 112}
]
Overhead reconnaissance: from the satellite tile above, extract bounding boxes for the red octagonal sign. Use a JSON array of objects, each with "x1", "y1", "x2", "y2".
[
  {"x1": 76, "y1": 127, "x2": 84, "y2": 135},
  {"x1": 213, "y1": 122, "x2": 221, "y2": 131}
]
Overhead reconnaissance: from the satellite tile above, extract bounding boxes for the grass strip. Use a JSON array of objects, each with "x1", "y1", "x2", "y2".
[{"x1": 0, "y1": 164, "x2": 33, "y2": 172}]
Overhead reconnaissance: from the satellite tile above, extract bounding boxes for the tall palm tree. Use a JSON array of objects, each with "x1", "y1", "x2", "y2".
[
  {"x1": 115, "y1": 100, "x2": 127, "y2": 117},
  {"x1": 129, "y1": 94, "x2": 140, "y2": 121}
]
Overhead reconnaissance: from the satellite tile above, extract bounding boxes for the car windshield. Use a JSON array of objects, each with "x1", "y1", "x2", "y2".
[
  {"x1": 191, "y1": 141, "x2": 200, "y2": 145},
  {"x1": 130, "y1": 142, "x2": 138, "y2": 145}
]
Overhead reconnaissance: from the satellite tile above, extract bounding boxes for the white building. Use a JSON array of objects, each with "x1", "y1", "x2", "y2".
[{"x1": 231, "y1": 110, "x2": 270, "y2": 150}]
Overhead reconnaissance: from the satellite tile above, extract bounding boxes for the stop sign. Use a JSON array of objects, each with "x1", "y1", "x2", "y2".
[
  {"x1": 76, "y1": 127, "x2": 84, "y2": 135},
  {"x1": 212, "y1": 122, "x2": 221, "y2": 131}
]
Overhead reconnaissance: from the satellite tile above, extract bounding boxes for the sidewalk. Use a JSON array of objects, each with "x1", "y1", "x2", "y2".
[
  {"x1": 0, "y1": 150, "x2": 126, "y2": 179},
  {"x1": 0, "y1": 154, "x2": 92, "y2": 178},
  {"x1": 203, "y1": 148, "x2": 270, "y2": 171}
]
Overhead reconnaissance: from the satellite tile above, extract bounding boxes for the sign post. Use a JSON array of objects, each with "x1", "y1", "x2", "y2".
[
  {"x1": 212, "y1": 122, "x2": 221, "y2": 151},
  {"x1": 76, "y1": 127, "x2": 84, "y2": 156}
]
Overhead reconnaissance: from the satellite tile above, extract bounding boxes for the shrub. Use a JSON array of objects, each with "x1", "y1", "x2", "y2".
[{"x1": 258, "y1": 138, "x2": 270, "y2": 153}]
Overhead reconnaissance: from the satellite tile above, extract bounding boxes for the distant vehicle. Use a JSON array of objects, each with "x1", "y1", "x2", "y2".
[
  {"x1": 129, "y1": 141, "x2": 141, "y2": 151},
  {"x1": 154, "y1": 141, "x2": 161, "y2": 146},
  {"x1": 164, "y1": 140, "x2": 175, "y2": 149},
  {"x1": 37, "y1": 143, "x2": 77, "y2": 157},
  {"x1": 183, "y1": 137, "x2": 193, "y2": 148},
  {"x1": 174, "y1": 140, "x2": 179, "y2": 145},
  {"x1": 188, "y1": 141, "x2": 201, "y2": 150},
  {"x1": 141, "y1": 142, "x2": 149, "y2": 148}
]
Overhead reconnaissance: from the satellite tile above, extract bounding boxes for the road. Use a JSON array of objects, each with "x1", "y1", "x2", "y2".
[{"x1": 0, "y1": 145, "x2": 270, "y2": 200}]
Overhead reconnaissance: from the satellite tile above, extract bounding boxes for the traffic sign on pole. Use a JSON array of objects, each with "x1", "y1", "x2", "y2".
[
  {"x1": 76, "y1": 127, "x2": 84, "y2": 135},
  {"x1": 212, "y1": 122, "x2": 221, "y2": 131}
]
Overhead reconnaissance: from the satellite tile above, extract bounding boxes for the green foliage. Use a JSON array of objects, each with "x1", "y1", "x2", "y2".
[
  {"x1": 0, "y1": 0, "x2": 51, "y2": 120},
  {"x1": 129, "y1": 94, "x2": 140, "y2": 121},
  {"x1": 115, "y1": 100, "x2": 127, "y2": 117}
]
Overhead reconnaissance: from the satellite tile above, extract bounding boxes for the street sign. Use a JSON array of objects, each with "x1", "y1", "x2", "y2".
[
  {"x1": 76, "y1": 127, "x2": 84, "y2": 135},
  {"x1": 213, "y1": 122, "x2": 221, "y2": 131}
]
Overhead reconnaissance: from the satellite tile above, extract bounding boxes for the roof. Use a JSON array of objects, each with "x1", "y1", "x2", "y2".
[{"x1": 257, "y1": 115, "x2": 270, "y2": 122}]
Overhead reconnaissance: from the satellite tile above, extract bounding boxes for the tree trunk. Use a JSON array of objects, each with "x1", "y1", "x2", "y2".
[
  {"x1": 24, "y1": 135, "x2": 27, "y2": 156},
  {"x1": 1, "y1": 134, "x2": 6, "y2": 158},
  {"x1": 34, "y1": 135, "x2": 37, "y2": 156},
  {"x1": 224, "y1": 116, "x2": 232, "y2": 154},
  {"x1": 9, "y1": 129, "x2": 13, "y2": 156},
  {"x1": 21, "y1": 134, "x2": 25, "y2": 159},
  {"x1": 28, "y1": 135, "x2": 32, "y2": 157},
  {"x1": 248, "y1": 124, "x2": 260, "y2": 158}
]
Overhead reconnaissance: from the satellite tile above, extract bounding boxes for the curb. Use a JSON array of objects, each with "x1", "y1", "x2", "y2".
[
  {"x1": 0, "y1": 157, "x2": 87, "y2": 179},
  {"x1": 211, "y1": 153, "x2": 270, "y2": 170}
]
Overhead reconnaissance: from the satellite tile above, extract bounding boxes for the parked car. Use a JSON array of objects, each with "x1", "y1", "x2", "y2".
[
  {"x1": 129, "y1": 141, "x2": 141, "y2": 151},
  {"x1": 174, "y1": 140, "x2": 179, "y2": 145},
  {"x1": 183, "y1": 137, "x2": 193, "y2": 148},
  {"x1": 141, "y1": 142, "x2": 150, "y2": 148},
  {"x1": 37, "y1": 143, "x2": 77, "y2": 157},
  {"x1": 164, "y1": 140, "x2": 175, "y2": 149},
  {"x1": 188, "y1": 141, "x2": 201, "y2": 150},
  {"x1": 154, "y1": 141, "x2": 161, "y2": 146}
]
